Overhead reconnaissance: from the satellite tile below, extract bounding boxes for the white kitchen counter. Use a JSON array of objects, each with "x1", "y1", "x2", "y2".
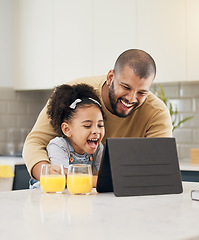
[
  {"x1": 180, "y1": 162, "x2": 199, "y2": 171},
  {"x1": 0, "y1": 155, "x2": 24, "y2": 165},
  {"x1": 0, "y1": 182, "x2": 199, "y2": 240}
]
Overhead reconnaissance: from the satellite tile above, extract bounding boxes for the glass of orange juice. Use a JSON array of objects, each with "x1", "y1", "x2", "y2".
[
  {"x1": 40, "y1": 164, "x2": 66, "y2": 193},
  {"x1": 67, "y1": 164, "x2": 93, "y2": 195}
]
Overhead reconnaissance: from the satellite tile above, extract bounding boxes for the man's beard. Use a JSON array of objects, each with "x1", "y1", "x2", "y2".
[{"x1": 108, "y1": 82, "x2": 139, "y2": 118}]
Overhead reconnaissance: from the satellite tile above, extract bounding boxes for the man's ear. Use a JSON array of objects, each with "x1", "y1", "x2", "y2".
[
  {"x1": 107, "y1": 69, "x2": 114, "y2": 86},
  {"x1": 61, "y1": 122, "x2": 71, "y2": 138}
]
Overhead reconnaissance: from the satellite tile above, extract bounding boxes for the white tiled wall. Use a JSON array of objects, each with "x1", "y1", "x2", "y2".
[
  {"x1": 0, "y1": 88, "x2": 51, "y2": 155},
  {"x1": 151, "y1": 82, "x2": 199, "y2": 163},
  {"x1": 0, "y1": 82, "x2": 199, "y2": 163}
]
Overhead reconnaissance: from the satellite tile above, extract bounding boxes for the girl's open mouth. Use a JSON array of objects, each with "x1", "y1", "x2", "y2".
[{"x1": 87, "y1": 139, "x2": 98, "y2": 149}]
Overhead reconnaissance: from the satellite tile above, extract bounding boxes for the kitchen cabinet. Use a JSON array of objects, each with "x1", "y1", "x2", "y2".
[
  {"x1": 181, "y1": 171, "x2": 199, "y2": 182},
  {"x1": 14, "y1": 0, "x2": 199, "y2": 90},
  {"x1": 14, "y1": 0, "x2": 54, "y2": 90},
  {"x1": 180, "y1": 162, "x2": 199, "y2": 182},
  {"x1": 0, "y1": 0, "x2": 13, "y2": 87},
  {"x1": 135, "y1": 0, "x2": 199, "y2": 83},
  {"x1": 136, "y1": 0, "x2": 186, "y2": 83},
  {"x1": 187, "y1": 0, "x2": 199, "y2": 81},
  {"x1": 55, "y1": 0, "x2": 136, "y2": 78},
  {"x1": 14, "y1": 0, "x2": 136, "y2": 90},
  {"x1": 53, "y1": 0, "x2": 93, "y2": 86},
  {"x1": 0, "y1": 156, "x2": 30, "y2": 191},
  {"x1": 12, "y1": 164, "x2": 30, "y2": 190},
  {"x1": 14, "y1": 0, "x2": 95, "y2": 89},
  {"x1": 92, "y1": 0, "x2": 136, "y2": 76}
]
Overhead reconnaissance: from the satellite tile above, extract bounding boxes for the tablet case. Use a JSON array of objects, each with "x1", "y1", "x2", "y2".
[{"x1": 96, "y1": 138, "x2": 183, "y2": 197}]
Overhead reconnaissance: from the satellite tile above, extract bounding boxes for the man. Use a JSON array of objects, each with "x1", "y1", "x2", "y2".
[{"x1": 23, "y1": 49, "x2": 172, "y2": 181}]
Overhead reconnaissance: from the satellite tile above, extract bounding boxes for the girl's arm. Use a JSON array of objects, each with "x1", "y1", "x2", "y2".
[
  {"x1": 93, "y1": 175, "x2": 98, "y2": 188},
  {"x1": 92, "y1": 143, "x2": 104, "y2": 187},
  {"x1": 47, "y1": 137, "x2": 70, "y2": 168},
  {"x1": 47, "y1": 137, "x2": 70, "y2": 185}
]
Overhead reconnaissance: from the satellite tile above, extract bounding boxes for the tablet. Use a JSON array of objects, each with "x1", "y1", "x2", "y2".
[{"x1": 96, "y1": 138, "x2": 183, "y2": 197}]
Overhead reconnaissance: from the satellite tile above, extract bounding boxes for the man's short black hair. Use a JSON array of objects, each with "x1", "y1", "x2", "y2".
[{"x1": 114, "y1": 49, "x2": 156, "y2": 79}]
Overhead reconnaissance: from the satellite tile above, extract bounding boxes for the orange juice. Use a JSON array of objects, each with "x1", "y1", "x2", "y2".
[
  {"x1": 67, "y1": 174, "x2": 93, "y2": 194},
  {"x1": 40, "y1": 175, "x2": 66, "y2": 193}
]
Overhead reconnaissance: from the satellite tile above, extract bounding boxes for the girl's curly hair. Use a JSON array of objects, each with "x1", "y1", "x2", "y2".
[{"x1": 47, "y1": 83, "x2": 104, "y2": 136}]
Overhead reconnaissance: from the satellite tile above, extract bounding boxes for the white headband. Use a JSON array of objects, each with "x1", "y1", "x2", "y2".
[{"x1": 69, "y1": 97, "x2": 101, "y2": 109}]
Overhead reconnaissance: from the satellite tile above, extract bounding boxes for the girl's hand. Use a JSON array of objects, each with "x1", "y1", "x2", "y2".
[
  {"x1": 47, "y1": 164, "x2": 63, "y2": 175},
  {"x1": 93, "y1": 175, "x2": 98, "y2": 188},
  {"x1": 48, "y1": 165, "x2": 68, "y2": 187}
]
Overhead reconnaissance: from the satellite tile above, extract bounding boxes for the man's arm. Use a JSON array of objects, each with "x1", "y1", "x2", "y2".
[
  {"x1": 32, "y1": 161, "x2": 50, "y2": 180},
  {"x1": 141, "y1": 92, "x2": 173, "y2": 138},
  {"x1": 145, "y1": 105, "x2": 173, "y2": 138},
  {"x1": 22, "y1": 103, "x2": 58, "y2": 179}
]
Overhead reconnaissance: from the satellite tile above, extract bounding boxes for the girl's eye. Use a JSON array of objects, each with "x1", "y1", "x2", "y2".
[
  {"x1": 98, "y1": 124, "x2": 104, "y2": 128},
  {"x1": 84, "y1": 125, "x2": 91, "y2": 128}
]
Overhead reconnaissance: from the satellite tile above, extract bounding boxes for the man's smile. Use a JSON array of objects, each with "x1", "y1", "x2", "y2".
[
  {"x1": 119, "y1": 98, "x2": 139, "y2": 110},
  {"x1": 120, "y1": 99, "x2": 135, "y2": 108}
]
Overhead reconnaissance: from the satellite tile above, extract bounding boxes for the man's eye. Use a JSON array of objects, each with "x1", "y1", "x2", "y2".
[
  {"x1": 138, "y1": 92, "x2": 147, "y2": 96},
  {"x1": 122, "y1": 85, "x2": 130, "y2": 90}
]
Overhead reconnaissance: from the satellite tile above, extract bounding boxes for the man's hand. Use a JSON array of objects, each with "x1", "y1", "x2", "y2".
[{"x1": 32, "y1": 161, "x2": 50, "y2": 180}]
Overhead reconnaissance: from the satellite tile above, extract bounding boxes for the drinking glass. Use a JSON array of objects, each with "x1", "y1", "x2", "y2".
[
  {"x1": 40, "y1": 164, "x2": 66, "y2": 193},
  {"x1": 67, "y1": 164, "x2": 93, "y2": 195}
]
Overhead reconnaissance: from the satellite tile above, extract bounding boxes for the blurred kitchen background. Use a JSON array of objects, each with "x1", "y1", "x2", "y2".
[{"x1": 0, "y1": 0, "x2": 199, "y2": 163}]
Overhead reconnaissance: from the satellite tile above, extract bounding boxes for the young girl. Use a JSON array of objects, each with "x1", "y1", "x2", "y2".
[{"x1": 30, "y1": 83, "x2": 105, "y2": 188}]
